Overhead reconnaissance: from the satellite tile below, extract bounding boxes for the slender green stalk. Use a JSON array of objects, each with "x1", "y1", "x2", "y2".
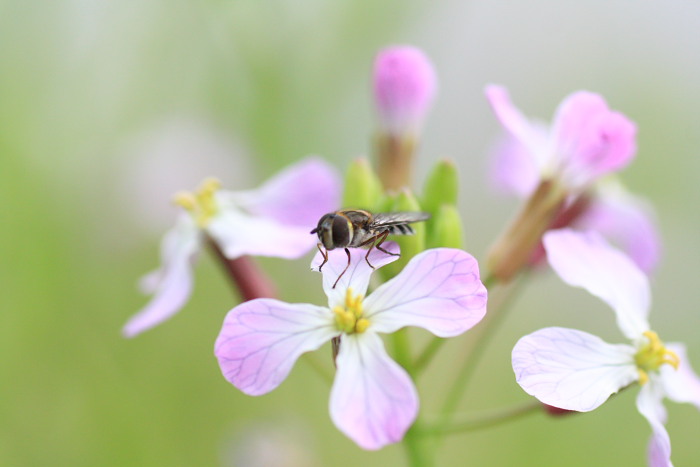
[
  {"x1": 402, "y1": 421, "x2": 433, "y2": 467},
  {"x1": 436, "y1": 274, "x2": 528, "y2": 433},
  {"x1": 302, "y1": 353, "x2": 333, "y2": 384},
  {"x1": 392, "y1": 328, "x2": 415, "y2": 376},
  {"x1": 423, "y1": 400, "x2": 542, "y2": 436},
  {"x1": 413, "y1": 337, "x2": 445, "y2": 374}
]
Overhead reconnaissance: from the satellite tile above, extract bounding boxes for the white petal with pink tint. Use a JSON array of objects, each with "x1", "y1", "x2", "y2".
[
  {"x1": 227, "y1": 157, "x2": 341, "y2": 228},
  {"x1": 330, "y1": 332, "x2": 418, "y2": 450},
  {"x1": 543, "y1": 228, "x2": 650, "y2": 339},
  {"x1": 310, "y1": 243, "x2": 400, "y2": 309},
  {"x1": 512, "y1": 327, "x2": 638, "y2": 412},
  {"x1": 576, "y1": 179, "x2": 661, "y2": 274},
  {"x1": 208, "y1": 209, "x2": 316, "y2": 260},
  {"x1": 636, "y1": 380, "x2": 673, "y2": 467},
  {"x1": 659, "y1": 343, "x2": 700, "y2": 410},
  {"x1": 123, "y1": 216, "x2": 200, "y2": 337},
  {"x1": 364, "y1": 248, "x2": 487, "y2": 337},
  {"x1": 215, "y1": 299, "x2": 337, "y2": 396},
  {"x1": 489, "y1": 127, "x2": 549, "y2": 198}
]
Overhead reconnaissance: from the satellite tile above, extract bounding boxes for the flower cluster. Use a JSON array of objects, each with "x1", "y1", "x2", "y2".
[{"x1": 123, "y1": 44, "x2": 697, "y2": 465}]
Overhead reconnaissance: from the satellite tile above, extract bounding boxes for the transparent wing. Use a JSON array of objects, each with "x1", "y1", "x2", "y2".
[{"x1": 371, "y1": 212, "x2": 430, "y2": 227}]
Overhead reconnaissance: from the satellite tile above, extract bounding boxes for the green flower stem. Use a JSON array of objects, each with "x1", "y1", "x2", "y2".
[
  {"x1": 436, "y1": 274, "x2": 528, "y2": 433},
  {"x1": 413, "y1": 337, "x2": 445, "y2": 375},
  {"x1": 423, "y1": 400, "x2": 542, "y2": 436},
  {"x1": 392, "y1": 328, "x2": 415, "y2": 377},
  {"x1": 402, "y1": 421, "x2": 433, "y2": 467}
]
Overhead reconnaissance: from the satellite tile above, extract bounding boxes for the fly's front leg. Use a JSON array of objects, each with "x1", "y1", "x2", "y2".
[
  {"x1": 332, "y1": 248, "x2": 352, "y2": 289},
  {"x1": 316, "y1": 243, "x2": 328, "y2": 272}
]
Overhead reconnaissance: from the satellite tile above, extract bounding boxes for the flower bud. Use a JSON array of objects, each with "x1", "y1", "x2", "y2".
[
  {"x1": 342, "y1": 158, "x2": 384, "y2": 210},
  {"x1": 422, "y1": 159, "x2": 459, "y2": 216},
  {"x1": 373, "y1": 46, "x2": 437, "y2": 137},
  {"x1": 373, "y1": 45, "x2": 437, "y2": 191},
  {"x1": 428, "y1": 204, "x2": 464, "y2": 250}
]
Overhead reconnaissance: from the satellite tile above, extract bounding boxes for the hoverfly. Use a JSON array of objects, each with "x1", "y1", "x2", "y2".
[{"x1": 310, "y1": 210, "x2": 430, "y2": 288}]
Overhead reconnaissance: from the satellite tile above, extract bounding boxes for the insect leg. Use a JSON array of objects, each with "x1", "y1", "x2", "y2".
[
  {"x1": 332, "y1": 248, "x2": 352, "y2": 289},
  {"x1": 359, "y1": 234, "x2": 381, "y2": 269},
  {"x1": 375, "y1": 230, "x2": 401, "y2": 257},
  {"x1": 316, "y1": 243, "x2": 328, "y2": 271}
]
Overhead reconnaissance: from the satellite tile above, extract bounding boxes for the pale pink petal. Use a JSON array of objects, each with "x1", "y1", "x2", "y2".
[
  {"x1": 364, "y1": 248, "x2": 487, "y2": 337},
  {"x1": 123, "y1": 216, "x2": 200, "y2": 337},
  {"x1": 636, "y1": 380, "x2": 673, "y2": 467},
  {"x1": 512, "y1": 327, "x2": 638, "y2": 412},
  {"x1": 330, "y1": 332, "x2": 418, "y2": 450},
  {"x1": 551, "y1": 91, "x2": 636, "y2": 188},
  {"x1": 215, "y1": 299, "x2": 337, "y2": 396},
  {"x1": 485, "y1": 85, "x2": 548, "y2": 158},
  {"x1": 373, "y1": 45, "x2": 437, "y2": 136},
  {"x1": 543, "y1": 228, "x2": 650, "y2": 339},
  {"x1": 576, "y1": 182, "x2": 661, "y2": 274},
  {"x1": 207, "y1": 209, "x2": 316, "y2": 259},
  {"x1": 660, "y1": 343, "x2": 700, "y2": 410},
  {"x1": 227, "y1": 157, "x2": 341, "y2": 228},
  {"x1": 310, "y1": 242, "x2": 400, "y2": 309},
  {"x1": 488, "y1": 128, "x2": 548, "y2": 198}
]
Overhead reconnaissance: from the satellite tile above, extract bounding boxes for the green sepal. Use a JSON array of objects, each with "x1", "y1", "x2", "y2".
[
  {"x1": 342, "y1": 158, "x2": 384, "y2": 210},
  {"x1": 379, "y1": 189, "x2": 426, "y2": 280},
  {"x1": 427, "y1": 204, "x2": 465, "y2": 249},
  {"x1": 422, "y1": 159, "x2": 458, "y2": 216}
]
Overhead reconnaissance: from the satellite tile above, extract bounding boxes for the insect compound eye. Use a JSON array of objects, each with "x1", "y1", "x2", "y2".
[
  {"x1": 316, "y1": 214, "x2": 335, "y2": 249},
  {"x1": 331, "y1": 215, "x2": 351, "y2": 248}
]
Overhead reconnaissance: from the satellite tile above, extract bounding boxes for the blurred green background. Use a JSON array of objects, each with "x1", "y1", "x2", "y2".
[{"x1": 2, "y1": 1, "x2": 699, "y2": 466}]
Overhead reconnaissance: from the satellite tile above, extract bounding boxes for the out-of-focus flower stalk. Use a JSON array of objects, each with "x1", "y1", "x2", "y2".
[
  {"x1": 487, "y1": 179, "x2": 567, "y2": 283},
  {"x1": 206, "y1": 236, "x2": 277, "y2": 301}
]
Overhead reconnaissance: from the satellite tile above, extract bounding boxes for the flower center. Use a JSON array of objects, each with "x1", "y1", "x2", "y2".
[
  {"x1": 173, "y1": 178, "x2": 221, "y2": 228},
  {"x1": 634, "y1": 331, "x2": 680, "y2": 385},
  {"x1": 332, "y1": 288, "x2": 370, "y2": 334}
]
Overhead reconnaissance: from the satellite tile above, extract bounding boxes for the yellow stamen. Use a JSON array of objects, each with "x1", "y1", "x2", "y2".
[
  {"x1": 333, "y1": 288, "x2": 369, "y2": 334},
  {"x1": 635, "y1": 331, "x2": 680, "y2": 385},
  {"x1": 171, "y1": 177, "x2": 222, "y2": 227}
]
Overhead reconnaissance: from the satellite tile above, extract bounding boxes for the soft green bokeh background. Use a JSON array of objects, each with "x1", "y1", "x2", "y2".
[{"x1": 2, "y1": 1, "x2": 699, "y2": 466}]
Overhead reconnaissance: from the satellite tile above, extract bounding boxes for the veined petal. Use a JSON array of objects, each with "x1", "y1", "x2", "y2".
[
  {"x1": 512, "y1": 327, "x2": 638, "y2": 412},
  {"x1": 636, "y1": 380, "x2": 673, "y2": 467},
  {"x1": 223, "y1": 157, "x2": 341, "y2": 228},
  {"x1": 660, "y1": 343, "x2": 700, "y2": 410},
  {"x1": 208, "y1": 209, "x2": 316, "y2": 259},
  {"x1": 576, "y1": 180, "x2": 661, "y2": 274},
  {"x1": 364, "y1": 248, "x2": 487, "y2": 337},
  {"x1": 330, "y1": 332, "x2": 418, "y2": 450},
  {"x1": 310, "y1": 242, "x2": 400, "y2": 309},
  {"x1": 215, "y1": 299, "x2": 337, "y2": 396},
  {"x1": 551, "y1": 91, "x2": 636, "y2": 189},
  {"x1": 485, "y1": 84, "x2": 548, "y2": 158},
  {"x1": 123, "y1": 215, "x2": 200, "y2": 337},
  {"x1": 543, "y1": 228, "x2": 651, "y2": 339}
]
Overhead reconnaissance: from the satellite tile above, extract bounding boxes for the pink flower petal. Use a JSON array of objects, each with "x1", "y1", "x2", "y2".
[
  {"x1": 636, "y1": 380, "x2": 673, "y2": 467},
  {"x1": 364, "y1": 248, "x2": 487, "y2": 337},
  {"x1": 512, "y1": 327, "x2": 638, "y2": 412},
  {"x1": 488, "y1": 128, "x2": 548, "y2": 198},
  {"x1": 485, "y1": 85, "x2": 548, "y2": 158},
  {"x1": 330, "y1": 332, "x2": 418, "y2": 450},
  {"x1": 215, "y1": 299, "x2": 337, "y2": 396},
  {"x1": 543, "y1": 228, "x2": 650, "y2": 339},
  {"x1": 230, "y1": 157, "x2": 341, "y2": 228},
  {"x1": 123, "y1": 216, "x2": 200, "y2": 337},
  {"x1": 660, "y1": 343, "x2": 700, "y2": 410},
  {"x1": 310, "y1": 242, "x2": 400, "y2": 309},
  {"x1": 551, "y1": 91, "x2": 636, "y2": 188},
  {"x1": 373, "y1": 46, "x2": 437, "y2": 136},
  {"x1": 576, "y1": 182, "x2": 661, "y2": 274},
  {"x1": 208, "y1": 210, "x2": 316, "y2": 259}
]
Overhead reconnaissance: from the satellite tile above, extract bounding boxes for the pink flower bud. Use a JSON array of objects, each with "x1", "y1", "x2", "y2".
[{"x1": 373, "y1": 46, "x2": 437, "y2": 136}]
